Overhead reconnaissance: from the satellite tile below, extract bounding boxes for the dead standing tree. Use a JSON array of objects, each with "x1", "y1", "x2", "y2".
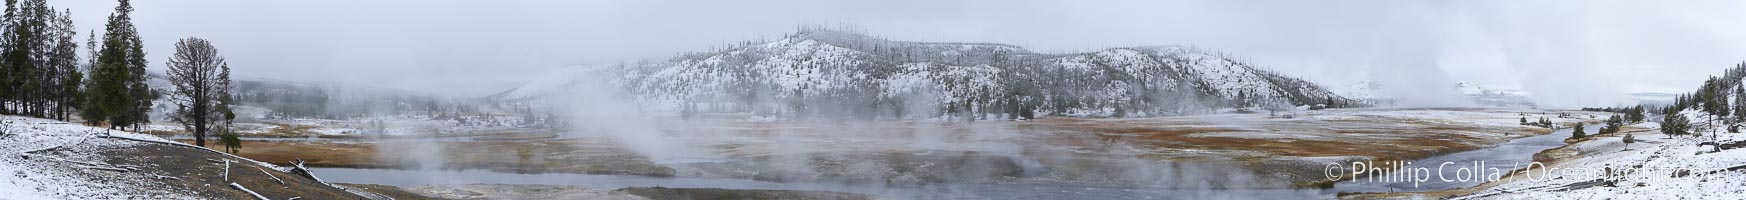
[{"x1": 166, "y1": 37, "x2": 233, "y2": 147}]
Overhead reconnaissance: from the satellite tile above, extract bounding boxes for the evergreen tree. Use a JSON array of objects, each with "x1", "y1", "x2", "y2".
[
  {"x1": 0, "y1": 0, "x2": 22, "y2": 115},
  {"x1": 1602, "y1": 115, "x2": 1623, "y2": 134},
  {"x1": 49, "y1": 8, "x2": 76, "y2": 120},
  {"x1": 0, "y1": 0, "x2": 78, "y2": 119},
  {"x1": 0, "y1": 0, "x2": 43, "y2": 116},
  {"x1": 1735, "y1": 85, "x2": 1746, "y2": 122},
  {"x1": 219, "y1": 127, "x2": 239, "y2": 153},
  {"x1": 82, "y1": 0, "x2": 149, "y2": 129},
  {"x1": 1715, "y1": 80, "x2": 1732, "y2": 121},
  {"x1": 1704, "y1": 78, "x2": 1730, "y2": 122},
  {"x1": 0, "y1": 0, "x2": 12, "y2": 115},
  {"x1": 76, "y1": 31, "x2": 98, "y2": 122},
  {"x1": 1571, "y1": 123, "x2": 1586, "y2": 139},
  {"x1": 1627, "y1": 105, "x2": 1645, "y2": 123},
  {"x1": 1661, "y1": 111, "x2": 1691, "y2": 137}
]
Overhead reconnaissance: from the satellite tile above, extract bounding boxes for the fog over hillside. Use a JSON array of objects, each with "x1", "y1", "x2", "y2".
[{"x1": 498, "y1": 29, "x2": 1359, "y2": 119}]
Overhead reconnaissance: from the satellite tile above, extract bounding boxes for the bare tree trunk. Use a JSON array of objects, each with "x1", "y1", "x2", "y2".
[
  {"x1": 195, "y1": 112, "x2": 207, "y2": 147},
  {"x1": 167, "y1": 37, "x2": 231, "y2": 148}
]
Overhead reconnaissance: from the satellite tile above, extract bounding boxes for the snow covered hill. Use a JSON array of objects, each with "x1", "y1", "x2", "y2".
[{"x1": 496, "y1": 29, "x2": 1358, "y2": 119}]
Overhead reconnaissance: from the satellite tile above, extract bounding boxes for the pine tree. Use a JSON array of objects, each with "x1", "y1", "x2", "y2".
[
  {"x1": 1606, "y1": 114, "x2": 1626, "y2": 134},
  {"x1": 1627, "y1": 105, "x2": 1645, "y2": 123},
  {"x1": 219, "y1": 127, "x2": 239, "y2": 153},
  {"x1": 0, "y1": 0, "x2": 12, "y2": 115},
  {"x1": 0, "y1": 0, "x2": 42, "y2": 117},
  {"x1": 1571, "y1": 123, "x2": 1586, "y2": 139},
  {"x1": 0, "y1": 0, "x2": 78, "y2": 119},
  {"x1": 1661, "y1": 111, "x2": 1690, "y2": 137},
  {"x1": 48, "y1": 8, "x2": 76, "y2": 120},
  {"x1": 1735, "y1": 85, "x2": 1746, "y2": 122},
  {"x1": 1714, "y1": 79, "x2": 1733, "y2": 121},
  {"x1": 76, "y1": 30, "x2": 98, "y2": 122},
  {"x1": 83, "y1": 0, "x2": 149, "y2": 129}
]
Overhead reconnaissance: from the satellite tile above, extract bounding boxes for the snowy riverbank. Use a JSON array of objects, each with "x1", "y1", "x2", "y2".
[{"x1": 0, "y1": 115, "x2": 379, "y2": 199}]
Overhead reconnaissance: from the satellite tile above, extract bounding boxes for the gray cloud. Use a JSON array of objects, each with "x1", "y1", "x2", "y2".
[{"x1": 52, "y1": 0, "x2": 1746, "y2": 107}]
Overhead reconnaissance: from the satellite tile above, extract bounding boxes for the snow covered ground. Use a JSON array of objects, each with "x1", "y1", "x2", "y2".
[
  {"x1": 0, "y1": 115, "x2": 374, "y2": 199},
  {"x1": 1443, "y1": 113, "x2": 1746, "y2": 199},
  {"x1": 0, "y1": 116, "x2": 190, "y2": 199}
]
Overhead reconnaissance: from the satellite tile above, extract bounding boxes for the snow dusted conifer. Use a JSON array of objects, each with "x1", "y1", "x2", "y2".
[
  {"x1": 1628, "y1": 105, "x2": 1645, "y2": 123},
  {"x1": 1572, "y1": 123, "x2": 1586, "y2": 139},
  {"x1": 1735, "y1": 85, "x2": 1746, "y2": 122},
  {"x1": 84, "y1": 0, "x2": 152, "y2": 130},
  {"x1": 1661, "y1": 110, "x2": 1690, "y2": 137}
]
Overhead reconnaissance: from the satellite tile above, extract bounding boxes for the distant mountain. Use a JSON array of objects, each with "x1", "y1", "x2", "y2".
[
  {"x1": 497, "y1": 29, "x2": 1359, "y2": 119},
  {"x1": 1627, "y1": 93, "x2": 1676, "y2": 106},
  {"x1": 1331, "y1": 81, "x2": 1535, "y2": 108}
]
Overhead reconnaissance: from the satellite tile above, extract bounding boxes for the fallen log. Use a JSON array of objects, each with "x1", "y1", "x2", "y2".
[
  {"x1": 260, "y1": 168, "x2": 284, "y2": 185},
  {"x1": 229, "y1": 182, "x2": 269, "y2": 200},
  {"x1": 22, "y1": 145, "x2": 64, "y2": 154},
  {"x1": 289, "y1": 159, "x2": 327, "y2": 184},
  {"x1": 79, "y1": 166, "x2": 131, "y2": 172},
  {"x1": 223, "y1": 159, "x2": 232, "y2": 182},
  {"x1": 23, "y1": 133, "x2": 94, "y2": 155},
  {"x1": 150, "y1": 174, "x2": 182, "y2": 181}
]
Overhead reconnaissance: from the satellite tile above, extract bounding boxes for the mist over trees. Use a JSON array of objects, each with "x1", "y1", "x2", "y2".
[
  {"x1": 166, "y1": 37, "x2": 232, "y2": 147},
  {"x1": 230, "y1": 79, "x2": 458, "y2": 120},
  {"x1": 507, "y1": 28, "x2": 1364, "y2": 121}
]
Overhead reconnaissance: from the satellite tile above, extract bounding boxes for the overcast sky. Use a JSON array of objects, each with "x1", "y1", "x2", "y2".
[{"x1": 51, "y1": 0, "x2": 1746, "y2": 107}]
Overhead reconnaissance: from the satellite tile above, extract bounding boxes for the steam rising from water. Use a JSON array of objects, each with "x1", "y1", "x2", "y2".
[
  {"x1": 547, "y1": 68, "x2": 723, "y2": 164},
  {"x1": 519, "y1": 67, "x2": 1326, "y2": 199}
]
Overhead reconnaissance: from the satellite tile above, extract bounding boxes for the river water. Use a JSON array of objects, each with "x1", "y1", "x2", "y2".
[{"x1": 1325, "y1": 125, "x2": 1593, "y2": 193}]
